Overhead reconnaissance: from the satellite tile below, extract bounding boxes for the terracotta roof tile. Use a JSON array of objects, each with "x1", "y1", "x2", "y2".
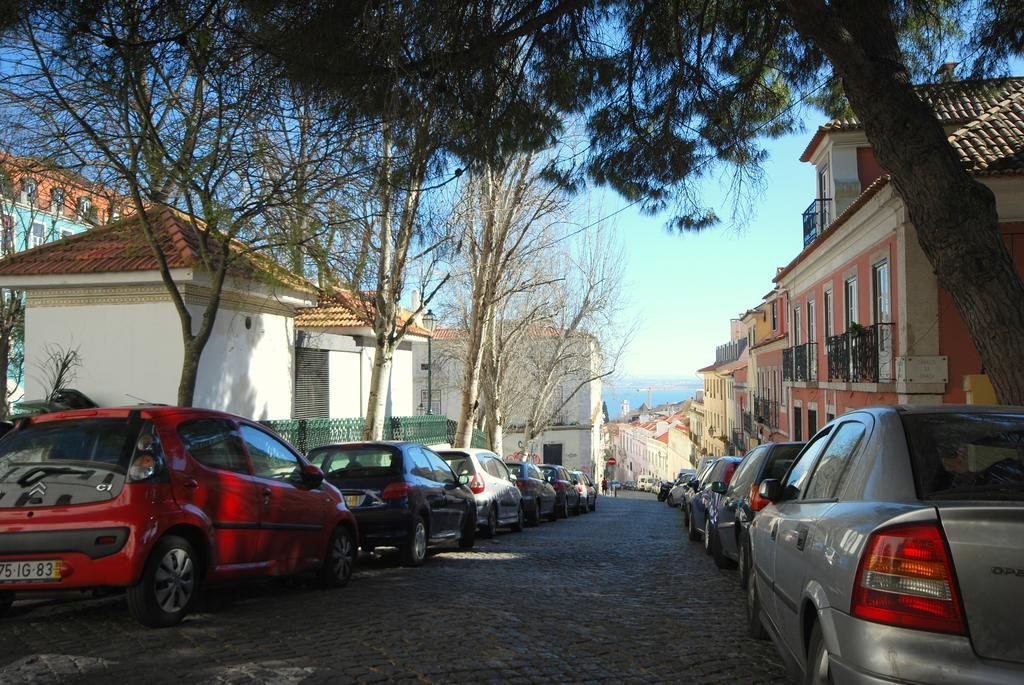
[
  {"x1": 295, "y1": 291, "x2": 431, "y2": 336},
  {"x1": 948, "y1": 88, "x2": 1024, "y2": 175},
  {"x1": 800, "y1": 77, "x2": 1024, "y2": 161},
  {"x1": 0, "y1": 205, "x2": 314, "y2": 293}
]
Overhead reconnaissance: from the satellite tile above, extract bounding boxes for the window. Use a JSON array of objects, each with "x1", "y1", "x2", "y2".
[
  {"x1": 178, "y1": 419, "x2": 250, "y2": 473},
  {"x1": 50, "y1": 187, "x2": 65, "y2": 215},
  {"x1": 807, "y1": 299, "x2": 816, "y2": 343},
  {"x1": 21, "y1": 178, "x2": 37, "y2": 204},
  {"x1": 308, "y1": 445, "x2": 401, "y2": 478},
  {"x1": 823, "y1": 289, "x2": 833, "y2": 338},
  {"x1": 728, "y1": 447, "x2": 767, "y2": 497},
  {"x1": 406, "y1": 447, "x2": 436, "y2": 480},
  {"x1": 804, "y1": 421, "x2": 866, "y2": 500},
  {"x1": 59, "y1": 229, "x2": 73, "y2": 239},
  {"x1": 77, "y1": 197, "x2": 92, "y2": 220},
  {"x1": 240, "y1": 425, "x2": 301, "y2": 481},
  {"x1": 782, "y1": 429, "x2": 832, "y2": 499},
  {"x1": 807, "y1": 409, "x2": 818, "y2": 437},
  {"x1": 793, "y1": 305, "x2": 801, "y2": 345},
  {"x1": 425, "y1": 449, "x2": 457, "y2": 483},
  {"x1": 29, "y1": 221, "x2": 45, "y2": 248},
  {"x1": 872, "y1": 259, "x2": 891, "y2": 323},
  {"x1": 793, "y1": 406, "x2": 803, "y2": 442},
  {"x1": 419, "y1": 388, "x2": 441, "y2": 415},
  {"x1": 844, "y1": 276, "x2": 858, "y2": 330},
  {"x1": 771, "y1": 301, "x2": 778, "y2": 330}
]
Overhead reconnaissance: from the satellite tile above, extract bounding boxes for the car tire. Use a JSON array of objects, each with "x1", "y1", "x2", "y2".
[
  {"x1": 711, "y1": 526, "x2": 737, "y2": 569},
  {"x1": 481, "y1": 505, "x2": 498, "y2": 538},
  {"x1": 738, "y1": 535, "x2": 752, "y2": 589},
  {"x1": 804, "y1": 621, "x2": 833, "y2": 685},
  {"x1": 703, "y1": 520, "x2": 714, "y2": 555},
  {"x1": 547, "y1": 499, "x2": 559, "y2": 522},
  {"x1": 317, "y1": 525, "x2": 356, "y2": 588},
  {"x1": 511, "y1": 504, "x2": 524, "y2": 532},
  {"x1": 126, "y1": 535, "x2": 198, "y2": 628},
  {"x1": 458, "y1": 511, "x2": 476, "y2": 550},
  {"x1": 401, "y1": 516, "x2": 428, "y2": 567},
  {"x1": 572, "y1": 498, "x2": 581, "y2": 516},
  {"x1": 558, "y1": 497, "x2": 569, "y2": 519},
  {"x1": 746, "y1": 572, "x2": 769, "y2": 641},
  {"x1": 526, "y1": 500, "x2": 540, "y2": 527},
  {"x1": 687, "y1": 506, "x2": 701, "y2": 541},
  {"x1": 0, "y1": 591, "x2": 13, "y2": 618}
]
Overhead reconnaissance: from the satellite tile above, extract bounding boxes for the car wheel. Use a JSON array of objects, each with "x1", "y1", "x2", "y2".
[
  {"x1": 746, "y1": 571, "x2": 769, "y2": 640},
  {"x1": 559, "y1": 497, "x2": 569, "y2": 519},
  {"x1": 481, "y1": 505, "x2": 498, "y2": 538},
  {"x1": 526, "y1": 499, "x2": 540, "y2": 527},
  {"x1": 547, "y1": 499, "x2": 559, "y2": 522},
  {"x1": 511, "y1": 504, "x2": 524, "y2": 532},
  {"x1": 703, "y1": 520, "x2": 714, "y2": 555},
  {"x1": 401, "y1": 516, "x2": 428, "y2": 566},
  {"x1": 711, "y1": 525, "x2": 737, "y2": 569},
  {"x1": 804, "y1": 621, "x2": 833, "y2": 685},
  {"x1": 317, "y1": 526, "x2": 356, "y2": 588},
  {"x1": 126, "y1": 535, "x2": 197, "y2": 628},
  {"x1": 738, "y1": 536, "x2": 751, "y2": 588},
  {"x1": 687, "y1": 507, "x2": 700, "y2": 541},
  {"x1": 458, "y1": 511, "x2": 476, "y2": 550}
]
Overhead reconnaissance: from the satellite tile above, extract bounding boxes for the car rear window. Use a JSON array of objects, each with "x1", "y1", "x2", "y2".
[
  {"x1": 307, "y1": 445, "x2": 401, "y2": 478},
  {"x1": 0, "y1": 418, "x2": 139, "y2": 472},
  {"x1": 503, "y1": 462, "x2": 524, "y2": 478},
  {"x1": 902, "y1": 412, "x2": 1024, "y2": 501},
  {"x1": 538, "y1": 465, "x2": 558, "y2": 479},
  {"x1": 440, "y1": 452, "x2": 475, "y2": 477}
]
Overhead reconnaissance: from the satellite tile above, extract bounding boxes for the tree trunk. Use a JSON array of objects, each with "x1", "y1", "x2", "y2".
[
  {"x1": 0, "y1": 321, "x2": 10, "y2": 420},
  {"x1": 363, "y1": 341, "x2": 394, "y2": 440},
  {"x1": 786, "y1": 0, "x2": 1024, "y2": 404},
  {"x1": 177, "y1": 341, "x2": 201, "y2": 407}
]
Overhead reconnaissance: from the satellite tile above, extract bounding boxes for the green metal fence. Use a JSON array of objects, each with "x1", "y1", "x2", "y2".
[{"x1": 263, "y1": 415, "x2": 490, "y2": 454}]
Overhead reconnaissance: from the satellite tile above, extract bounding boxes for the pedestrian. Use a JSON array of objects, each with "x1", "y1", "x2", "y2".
[{"x1": 601, "y1": 477, "x2": 608, "y2": 494}]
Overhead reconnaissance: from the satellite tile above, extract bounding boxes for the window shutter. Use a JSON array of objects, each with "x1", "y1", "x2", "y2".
[{"x1": 294, "y1": 347, "x2": 329, "y2": 419}]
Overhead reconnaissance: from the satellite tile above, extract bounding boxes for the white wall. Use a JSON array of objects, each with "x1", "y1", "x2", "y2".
[
  {"x1": 25, "y1": 300, "x2": 183, "y2": 407},
  {"x1": 388, "y1": 345, "x2": 414, "y2": 416},
  {"x1": 329, "y1": 350, "x2": 362, "y2": 418}
]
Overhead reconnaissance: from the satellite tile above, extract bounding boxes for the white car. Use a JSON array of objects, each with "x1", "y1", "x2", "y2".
[
  {"x1": 667, "y1": 470, "x2": 696, "y2": 507},
  {"x1": 637, "y1": 475, "x2": 654, "y2": 492}
]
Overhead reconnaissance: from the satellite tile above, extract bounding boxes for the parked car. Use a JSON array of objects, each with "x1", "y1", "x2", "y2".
[
  {"x1": 504, "y1": 460, "x2": 557, "y2": 524},
  {"x1": 710, "y1": 442, "x2": 803, "y2": 583},
  {"x1": 748, "y1": 406, "x2": 1024, "y2": 684},
  {"x1": 681, "y1": 460, "x2": 717, "y2": 527},
  {"x1": 0, "y1": 407, "x2": 357, "y2": 627},
  {"x1": 667, "y1": 470, "x2": 697, "y2": 507},
  {"x1": 537, "y1": 464, "x2": 581, "y2": 517},
  {"x1": 439, "y1": 448, "x2": 523, "y2": 536},
  {"x1": 570, "y1": 470, "x2": 597, "y2": 512},
  {"x1": 610, "y1": 480, "x2": 621, "y2": 491},
  {"x1": 623, "y1": 480, "x2": 636, "y2": 490},
  {"x1": 637, "y1": 475, "x2": 654, "y2": 492},
  {"x1": 307, "y1": 442, "x2": 476, "y2": 567},
  {"x1": 686, "y1": 456, "x2": 742, "y2": 553},
  {"x1": 657, "y1": 479, "x2": 674, "y2": 502}
]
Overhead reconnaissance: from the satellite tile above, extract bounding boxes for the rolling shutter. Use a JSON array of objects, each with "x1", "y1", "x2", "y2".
[{"x1": 294, "y1": 347, "x2": 329, "y2": 419}]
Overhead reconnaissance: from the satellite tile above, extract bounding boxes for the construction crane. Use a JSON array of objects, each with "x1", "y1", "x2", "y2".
[{"x1": 633, "y1": 383, "x2": 693, "y2": 410}]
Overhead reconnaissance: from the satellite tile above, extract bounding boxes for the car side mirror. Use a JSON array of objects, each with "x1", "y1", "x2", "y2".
[
  {"x1": 758, "y1": 479, "x2": 783, "y2": 503},
  {"x1": 710, "y1": 481, "x2": 727, "y2": 495},
  {"x1": 509, "y1": 473, "x2": 517, "y2": 483},
  {"x1": 458, "y1": 474, "x2": 470, "y2": 486},
  {"x1": 300, "y1": 464, "x2": 324, "y2": 488},
  {"x1": 687, "y1": 479, "x2": 699, "y2": 491}
]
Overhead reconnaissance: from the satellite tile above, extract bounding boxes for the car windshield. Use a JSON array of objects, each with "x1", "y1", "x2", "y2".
[
  {"x1": 503, "y1": 463, "x2": 523, "y2": 478},
  {"x1": 307, "y1": 445, "x2": 401, "y2": 478},
  {"x1": 902, "y1": 412, "x2": 1024, "y2": 500},
  {"x1": 0, "y1": 417, "x2": 139, "y2": 477}
]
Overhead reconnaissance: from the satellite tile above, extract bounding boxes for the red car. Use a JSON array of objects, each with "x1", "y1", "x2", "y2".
[{"x1": 0, "y1": 406, "x2": 358, "y2": 627}]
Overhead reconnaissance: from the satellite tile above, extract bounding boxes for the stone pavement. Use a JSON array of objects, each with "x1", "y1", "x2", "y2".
[{"x1": 0, "y1": 491, "x2": 788, "y2": 684}]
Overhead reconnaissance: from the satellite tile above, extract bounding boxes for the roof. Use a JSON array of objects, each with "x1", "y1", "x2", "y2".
[
  {"x1": 948, "y1": 87, "x2": 1024, "y2": 175},
  {"x1": 800, "y1": 76, "x2": 1024, "y2": 161},
  {"x1": 295, "y1": 291, "x2": 431, "y2": 337},
  {"x1": 0, "y1": 205, "x2": 314, "y2": 293}
]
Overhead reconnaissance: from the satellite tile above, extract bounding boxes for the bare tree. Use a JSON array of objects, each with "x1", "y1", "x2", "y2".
[
  {"x1": 447, "y1": 152, "x2": 569, "y2": 447},
  {"x1": 4, "y1": 1, "x2": 335, "y2": 406}
]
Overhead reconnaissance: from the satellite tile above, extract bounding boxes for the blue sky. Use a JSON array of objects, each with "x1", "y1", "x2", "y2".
[{"x1": 598, "y1": 111, "x2": 821, "y2": 381}]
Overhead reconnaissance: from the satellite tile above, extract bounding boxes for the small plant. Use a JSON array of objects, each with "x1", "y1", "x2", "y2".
[
  {"x1": 848, "y1": 322, "x2": 867, "y2": 336},
  {"x1": 37, "y1": 343, "x2": 82, "y2": 401}
]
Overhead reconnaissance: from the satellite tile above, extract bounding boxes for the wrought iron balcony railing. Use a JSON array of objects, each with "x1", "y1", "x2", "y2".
[
  {"x1": 825, "y1": 323, "x2": 895, "y2": 383},
  {"x1": 743, "y1": 411, "x2": 753, "y2": 434},
  {"x1": 754, "y1": 396, "x2": 779, "y2": 430},
  {"x1": 783, "y1": 342, "x2": 818, "y2": 382},
  {"x1": 802, "y1": 197, "x2": 832, "y2": 247}
]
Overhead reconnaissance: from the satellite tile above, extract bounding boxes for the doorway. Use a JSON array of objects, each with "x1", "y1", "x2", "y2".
[{"x1": 542, "y1": 443, "x2": 563, "y2": 465}]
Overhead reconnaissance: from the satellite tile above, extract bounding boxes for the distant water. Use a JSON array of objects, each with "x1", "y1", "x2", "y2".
[{"x1": 602, "y1": 382, "x2": 702, "y2": 420}]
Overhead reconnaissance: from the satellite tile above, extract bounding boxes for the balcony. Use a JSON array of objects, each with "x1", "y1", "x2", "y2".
[
  {"x1": 802, "y1": 198, "x2": 832, "y2": 247},
  {"x1": 754, "y1": 396, "x2": 779, "y2": 430},
  {"x1": 826, "y1": 323, "x2": 895, "y2": 383},
  {"x1": 743, "y1": 411, "x2": 753, "y2": 434},
  {"x1": 783, "y1": 342, "x2": 818, "y2": 382}
]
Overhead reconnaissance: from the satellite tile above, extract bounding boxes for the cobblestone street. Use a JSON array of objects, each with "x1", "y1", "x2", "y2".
[{"x1": 0, "y1": 491, "x2": 788, "y2": 684}]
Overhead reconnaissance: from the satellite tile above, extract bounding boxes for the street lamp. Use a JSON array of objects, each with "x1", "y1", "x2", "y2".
[{"x1": 422, "y1": 310, "x2": 436, "y2": 415}]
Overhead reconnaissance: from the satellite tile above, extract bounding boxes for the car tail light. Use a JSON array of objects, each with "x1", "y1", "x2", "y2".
[
  {"x1": 749, "y1": 484, "x2": 770, "y2": 511},
  {"x1": 381, "y1": 482, "x2": 413, "y2": 500},
  {"x1": 851, "y1": 522, "x2": 965, "y2": 635},
  {"x1": 515, "y1": 479, "x2": 526, "y2": 489},
  {"x1": 469, "y1": 474, "x2": 486, "y2": 494},
  {"x1": 576, "y1": 484, "x2": 584, "y2": 493}
]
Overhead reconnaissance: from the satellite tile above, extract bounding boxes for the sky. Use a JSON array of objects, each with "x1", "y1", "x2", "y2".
[{"x1": 595, "y1": 111, "x2": 821, "y2": 383}]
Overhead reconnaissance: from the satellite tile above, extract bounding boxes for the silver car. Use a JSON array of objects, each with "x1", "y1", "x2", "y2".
[
  {"x1": 747, "y1": 405, "x2": 1024, "y2": 684},
  {"x1": 440, "y1": 448, "x2": 523, "y2": 537}
]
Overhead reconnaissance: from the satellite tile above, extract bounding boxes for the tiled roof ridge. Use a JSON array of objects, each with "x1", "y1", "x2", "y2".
[{"x1": 948, "y1": 85, "x2": 1024, "y2": 143}]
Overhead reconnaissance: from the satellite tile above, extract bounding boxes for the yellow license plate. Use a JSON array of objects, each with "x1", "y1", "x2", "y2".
[
  {"x1": 0, "y1": 559, "x2": 61, "y2": 583},
  {"x1": 344, "y1": 495, "x2": 363, "y2": 508}
]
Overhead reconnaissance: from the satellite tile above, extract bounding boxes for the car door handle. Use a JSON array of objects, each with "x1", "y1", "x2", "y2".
[
  {"x1": 796, "y1": 526, "x2": 809, "y2": 551},
  {"x1": 262, "y1": 487, "x2": 272, "y2": 503},
  {"x1": 183, "y1": 479, "x2": 199, "y2": 491}
]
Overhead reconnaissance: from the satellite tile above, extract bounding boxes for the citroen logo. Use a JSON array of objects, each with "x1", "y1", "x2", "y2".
[{"x1": 28, "y1": 481, "x2": 46, "y2": 499}]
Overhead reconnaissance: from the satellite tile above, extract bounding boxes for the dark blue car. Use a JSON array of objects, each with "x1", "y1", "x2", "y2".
[
  {"x1": 307, "y1": 442, "x2": 478, "y2": 567},
  {"x1": 686, "y1": 456, "x2": 742, "y2": 556}
]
